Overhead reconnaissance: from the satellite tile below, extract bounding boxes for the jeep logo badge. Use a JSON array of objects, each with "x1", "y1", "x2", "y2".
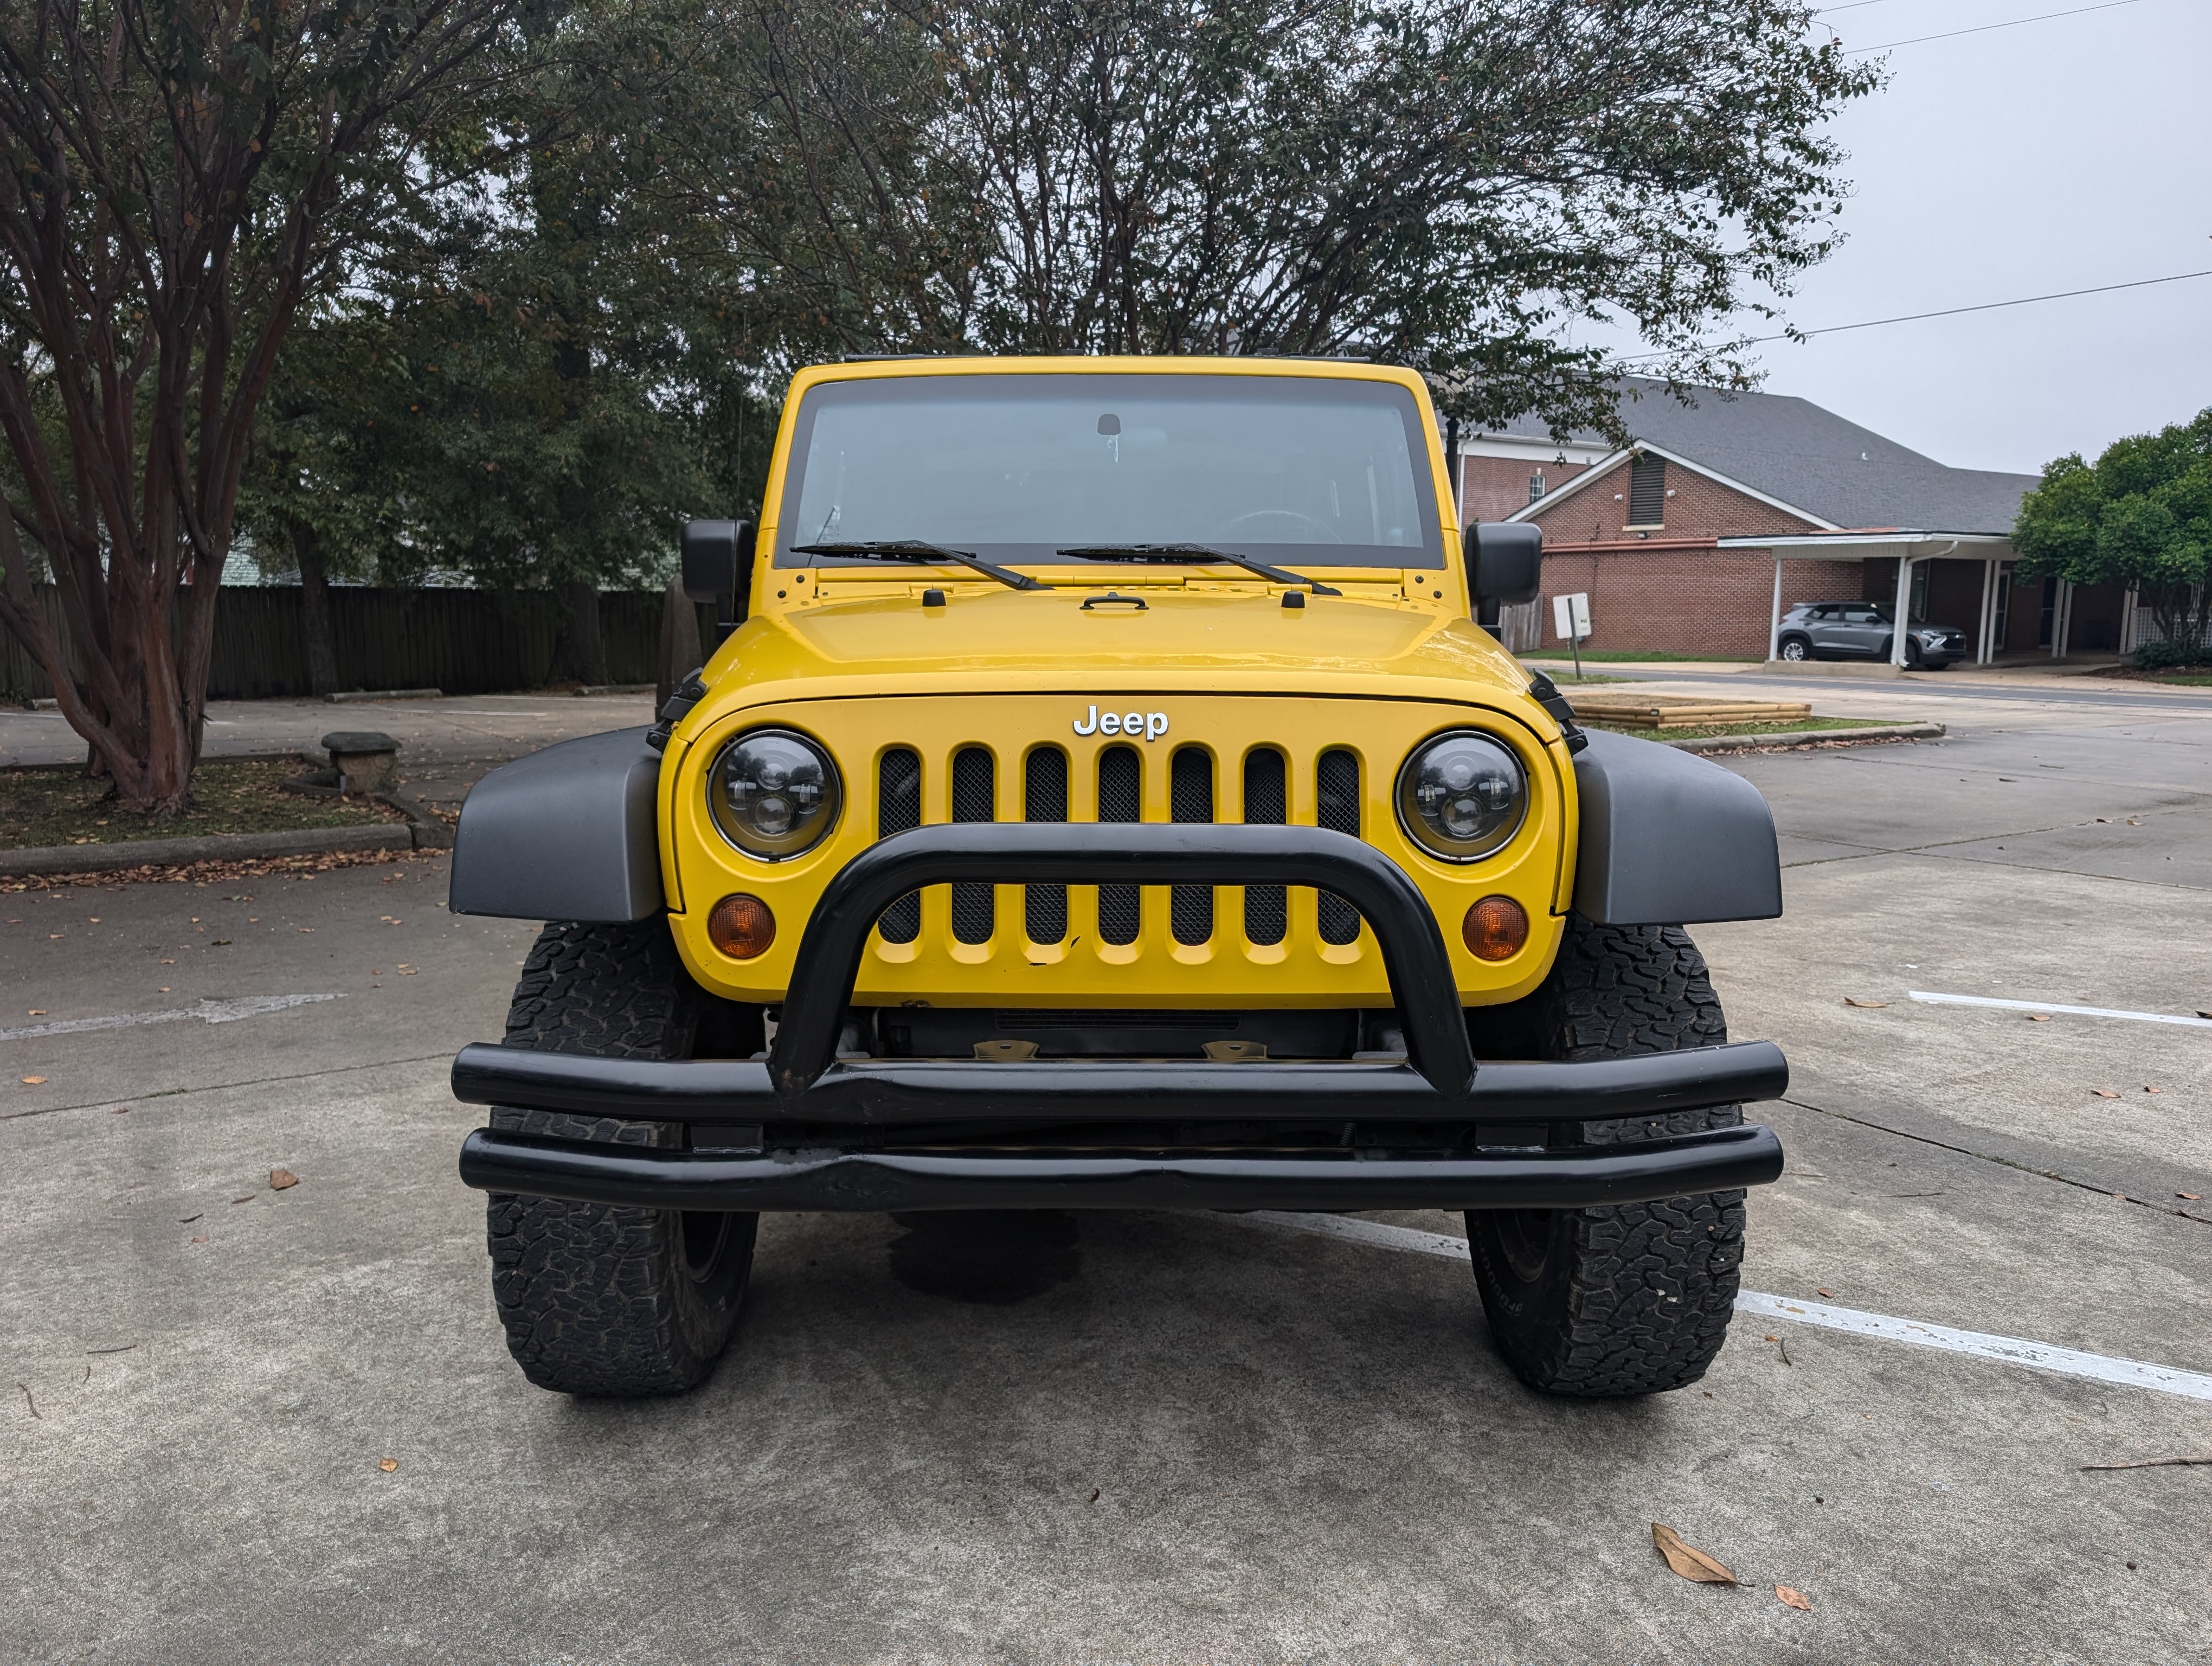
[{"x1": 1072, "y1": 704, "x2": 1168, "y2": 740}]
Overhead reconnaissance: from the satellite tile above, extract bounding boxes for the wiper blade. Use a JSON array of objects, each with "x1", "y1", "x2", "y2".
[
  {"x1": 1054, "y1": 543, "x2": 1341, "y2": 597},
  {"x1": 790, "y1": 540, "x2": 1047, "y2": 592}
]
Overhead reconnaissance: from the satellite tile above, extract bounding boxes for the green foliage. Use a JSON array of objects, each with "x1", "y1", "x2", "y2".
[
  {"x1": 2015, "y1": 409, "x2": 2212, "y2": 658},
  {"x1": 264, "y1": 0, "x2": 1892, "y2": 585}
]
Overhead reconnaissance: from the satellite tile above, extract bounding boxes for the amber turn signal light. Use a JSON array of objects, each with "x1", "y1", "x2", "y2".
[
  {"x1": 1462, "y1": 895, "x2": 1528, "y2": 962},
  {"x1": 707, "y1": 893, "x2": 775, "y2": 959}
]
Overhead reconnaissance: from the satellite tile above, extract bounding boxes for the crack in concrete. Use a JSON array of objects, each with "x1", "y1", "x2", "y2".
[{"x1": 1782, "y1": 1094, "x2": 2212, "y2": 1229}]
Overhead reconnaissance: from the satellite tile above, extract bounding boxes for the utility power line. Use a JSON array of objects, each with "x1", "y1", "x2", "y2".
[
  {"x1": 1848, "y1": 0, "x2": 2144, "y2": 53},
  {"x1": 1619, "y1": 267, "x2": 2212, "y2": 364}
]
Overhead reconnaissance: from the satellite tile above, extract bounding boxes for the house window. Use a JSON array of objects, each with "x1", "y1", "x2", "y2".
[
  {"x1": 1627, "y1": 453, "x2": 1666, "y2": 526},
  {"x1": 1528, "y1": 471, "x2": 1546, "y2": 503}
]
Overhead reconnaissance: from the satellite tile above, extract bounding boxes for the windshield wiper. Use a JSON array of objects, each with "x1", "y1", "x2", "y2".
[
  {"x1": 1054, "y1": 543, "x2": 1341, "y2": 597},
  {"x1": 790, "y1": 540, "x2": 1047, "y2": 592}
]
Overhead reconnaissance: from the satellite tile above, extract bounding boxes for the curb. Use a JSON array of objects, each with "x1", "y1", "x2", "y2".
[
  {"x1": 574, "y1": 683, "x2": 655, "y2": 697},
  {"x1": 1666, "y1": 721, "x2": 1946, "y2": 754},
  {"x1": 1, "y1": 822, "x2": 418, "y2": 878},
  {"x1": 325, "y1": 688, "x2": 443, "y2": 703}
]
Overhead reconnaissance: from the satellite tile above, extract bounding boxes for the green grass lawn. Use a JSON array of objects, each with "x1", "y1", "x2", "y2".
[
  {"x1": 1579, "y1": 715, "x2": 1902, "y2": 741},
  {"x1": 1, "y1": 759, "x2": 401, "y2": 850}
]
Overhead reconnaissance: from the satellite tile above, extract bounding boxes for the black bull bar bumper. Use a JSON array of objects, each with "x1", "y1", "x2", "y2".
[{"x1": 454, "y1": 824, "x2": 1787, "y2": 1211}]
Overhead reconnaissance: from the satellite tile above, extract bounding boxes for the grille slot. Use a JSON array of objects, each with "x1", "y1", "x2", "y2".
[
  {"x1": 1242, "y1": 748, "x2": 1287, "y2": 945},
  {"x1": 1316, "y1": 747, "x2": 1361, "y2": 945},
  {"x1": 1024, "y1": 747, "x2": 1069, "y2": 944},
  {"x1": 877, "y1": 748, "x2": 922, "y2": 943},
  {"x1": 1096, "y1": 745, "x2": 1141, "y2": 945},
  {"x1": 950, "y1": 746, "x2": 995, "y2": 944},
  {"x1": 1170, "y1": 747, "x2": 1214, "y2": 945}
]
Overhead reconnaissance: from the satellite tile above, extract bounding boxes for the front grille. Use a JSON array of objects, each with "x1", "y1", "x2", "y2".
[
  {"x1": 1242, "y1": 748, "x2": 1287, "y2": 946},
  {"x1": 1097, "y1": 745, "x2": 1141, "y2": 945},
  {"x1": 950, "y1": 746, "x2": 995, "y2": 944},
  {"x1": 1169, "y1": 747, "x2": 1214, "y2": 945},
  {"x1": 1316, "y1": 748, "x2": 1361, "y2": 944},
  {"x1": 877, "y1": 748, "x2": 922, "y2": 943},
  {"x1": 1025, "y1": 747, "x2": 1069, "y2": 944},
  {"x1": 865, "y1": 737, "x2": 1372, "y2": 953}
]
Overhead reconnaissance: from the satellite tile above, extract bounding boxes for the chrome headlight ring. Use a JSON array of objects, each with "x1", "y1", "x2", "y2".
[
  {"x1": 1394, "y1": 730, "x2": 1527, "y2": 863},
  {"x1": 706, "y1": 728, "x2": 843, "y2": 861}
]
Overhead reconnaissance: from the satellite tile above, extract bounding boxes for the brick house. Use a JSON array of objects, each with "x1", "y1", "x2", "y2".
[{"x1": 1452, "y1": 381, "x2": 2124, "y2": 664}]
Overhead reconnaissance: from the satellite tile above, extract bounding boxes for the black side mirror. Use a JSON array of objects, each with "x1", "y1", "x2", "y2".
[
  {"x1": 1468, "y1": 522, "x2": 1542, "y2": 636},
  {"x1": 682, "y1": 518, "x2": 756, "y2": 630}
]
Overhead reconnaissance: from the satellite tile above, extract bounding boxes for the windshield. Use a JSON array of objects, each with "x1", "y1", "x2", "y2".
[{"x1": 776, "y1": 372, "x2": 1442, "y2": 570}]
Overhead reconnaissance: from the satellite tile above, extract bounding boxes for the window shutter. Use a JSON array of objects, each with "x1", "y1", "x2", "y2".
[{"x1": 1628, "y1": 453, "x2": 1667, "y2": 525}]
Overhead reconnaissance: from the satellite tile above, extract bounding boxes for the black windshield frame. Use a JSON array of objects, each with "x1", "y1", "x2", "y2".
[{"x1": 771, "y1": 371, "x2": 1445, "y2": 572}]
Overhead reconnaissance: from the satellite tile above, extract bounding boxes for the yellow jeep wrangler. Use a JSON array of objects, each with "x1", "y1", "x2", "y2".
[{"x1": 448, "y1": 356, "x2": 1787, "y2": 1400}]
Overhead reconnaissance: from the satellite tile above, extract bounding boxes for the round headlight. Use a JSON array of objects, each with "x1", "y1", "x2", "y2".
[
  {"x1": 1396, "y1": 731, "x2": 1526, "y2": 862},
  {"x1": 707, "y1": 729, "x2": 841, "y2": 860}
]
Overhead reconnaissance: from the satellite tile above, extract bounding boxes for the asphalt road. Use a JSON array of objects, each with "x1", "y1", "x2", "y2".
[{"x1": 4, "y1": 693, "x2": 2210, "y2": 1663}]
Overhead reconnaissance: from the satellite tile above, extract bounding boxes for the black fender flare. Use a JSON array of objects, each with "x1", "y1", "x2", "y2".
[
  {"x1": 1569, "y1": 728, "x2": 1782, "y2": 925},
  {"x1": 447, "y1": 727, "x2": 663, "y2": 922}
]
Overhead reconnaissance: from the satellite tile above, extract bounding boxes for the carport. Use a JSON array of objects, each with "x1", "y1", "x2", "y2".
[{"x1": 1724, "y1": 531, "x2": 2018, "y2": 667}]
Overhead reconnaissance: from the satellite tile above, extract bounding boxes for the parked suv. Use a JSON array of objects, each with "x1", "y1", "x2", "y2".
[
  {"x1": 446, "y1": 356, "x2": 1789, "y2": 1402},
  {"x1": 1777, "y1": 600, "x2": 1967, "y2": 668}
]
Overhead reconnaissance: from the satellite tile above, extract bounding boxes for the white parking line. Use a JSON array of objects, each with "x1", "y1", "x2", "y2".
[
  {"x1": 1908, "y1": 990, "x2": 2212, "y2": 1028},
  {"x1": 1229, "y1": 1210, "x2": 2212, "y2": 1403},
  {"x1": 0, "y1": 993, "x2": 340, "y2": 1043}
]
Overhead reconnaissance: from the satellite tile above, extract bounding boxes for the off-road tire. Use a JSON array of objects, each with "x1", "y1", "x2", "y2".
[
  {"x1": 1467, "y1": 916, "x2": 1746, "y2": 1398},
  {"x1": 485, "y1": 919, "x2": 757, "y2": 1396}
]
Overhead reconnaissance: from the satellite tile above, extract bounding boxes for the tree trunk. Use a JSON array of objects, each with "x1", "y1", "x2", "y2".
[
  {"x1": 293, "y1": 525, "x2": 340, "y2": 697},
  {"x1": 657, "y1": 575, "x2": 704, "y2": 709},
  {"x1": 549, "y1": 580, "x2": 608, "y2": 686}
]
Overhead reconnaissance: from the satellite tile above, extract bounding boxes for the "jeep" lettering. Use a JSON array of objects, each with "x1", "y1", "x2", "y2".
[{"x1": 1072, "y1": 705, "x2": 1168, "y2": 740}]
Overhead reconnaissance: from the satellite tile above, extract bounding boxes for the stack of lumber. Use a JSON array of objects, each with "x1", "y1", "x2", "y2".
[{"x1": 1565, "y1": 691, "x2": 1812, "y2": 731}]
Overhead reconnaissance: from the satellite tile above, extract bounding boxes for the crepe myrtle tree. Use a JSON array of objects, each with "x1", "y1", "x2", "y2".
[
  {"x1": 2014, "y1": 408, "x2": 2212, "y2": 664},
  {"x1": 0, "y1": 0, "x2": 515, "y2": 813}
]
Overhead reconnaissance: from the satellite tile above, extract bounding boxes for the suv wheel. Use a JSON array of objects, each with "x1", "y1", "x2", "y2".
[
  {"x1": 484, "y1": 919, "x2": 758, "y2": 1396},
  {"x1": 1466, "y1": 917, "x2": 1746, "y2": 1397},
  {"x1": 1776, "y1": 635, "x2": 1811, "y2": 662}
]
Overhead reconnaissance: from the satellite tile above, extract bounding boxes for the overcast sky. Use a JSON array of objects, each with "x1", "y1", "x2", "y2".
[{"x1": 1626, "y1": 0, "x2": 2212, "y2": 477}]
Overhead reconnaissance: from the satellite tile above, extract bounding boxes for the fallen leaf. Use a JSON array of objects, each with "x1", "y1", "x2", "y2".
[
  {"x1": 1816, "y1": 1288, "x2": 1834, "y2": 1298},
  {"x1": 1651, "y1": 1523, "x2": 1736, "y2": 1585},
  {"x1": 230, "y1": 1195, "x2": 253, "y2": 1205},
  {"x1": 1088, "y1": 1488, "x2": 1100, "y2": 1503},
  {"x1": 178, "y1": 1214, "x2": 201, "y2": 1223},
  {"x1": 2179, "y1": 1193, "x2": 2202, "y2": 1202},
  {"x1": 1776, "y1": 1585, "x2": 1812, "y2": 1611},
  {"x1": 1842, "y1": 997, "x2": 1888, "y2": 1009},
  {"x1": 378, "y1": 1457, "x2": 398, "y2": 1473},
  {"x1": 27, "y1": 1009, "x2": 44, "y2": 1015},
  {"x1": 2144, "y1": 1086, "x2": 2162, "y2": 1095},
  {"x1": 211, "y1": 939, "x2": 232, "y2": 946},
  {"x1": 21, "y1": 1076, "x2": 45, "y2": 1085},
  {"x1": 269, "y1": 1168, "x2": 299, "y2": 1190},
  {"x1": 2091, "y1": 1089, "x2": 2119, "y2": 1098},
  {"x1": 190, "y1": 1235, "x2": 208, "y2": 1244},
  {"x1": 2027, "y1": 1014, "x2": 2050, "y2": 1022}
]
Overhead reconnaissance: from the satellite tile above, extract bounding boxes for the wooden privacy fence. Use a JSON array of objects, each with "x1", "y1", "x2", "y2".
[{"x1": 1, "y1": 585, "x2": 666, "y2": 703}]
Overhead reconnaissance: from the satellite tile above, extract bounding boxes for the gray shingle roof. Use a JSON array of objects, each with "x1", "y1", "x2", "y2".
[{"x1": 1487, "y1": 379, "x2": 2039, "y2": 535}]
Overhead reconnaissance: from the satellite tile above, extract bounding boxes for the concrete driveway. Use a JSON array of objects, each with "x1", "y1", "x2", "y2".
[{"x1": 4, "y1": 683, "x2": 2209, "y2": 1663}]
